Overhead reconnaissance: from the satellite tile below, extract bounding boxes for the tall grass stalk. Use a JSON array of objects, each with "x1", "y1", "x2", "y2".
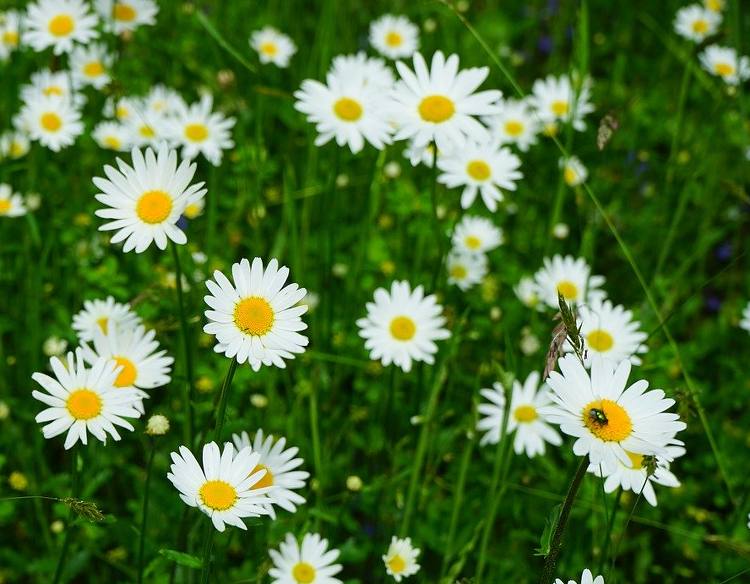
[
  {"x1": 171, "y1": 241, "x2": 195, "y2": 448},
  {"x1": 137, "y1": 438, "x2": 157, "y2": 584}
]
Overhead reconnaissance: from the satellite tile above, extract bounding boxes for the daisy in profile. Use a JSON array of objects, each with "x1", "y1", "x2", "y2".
[
  {"x1": 357, "y1": 281, "x2": 450, "y2": 372},
  {"x1": 232, "y1": 429, "x2": 309, "y2": 518},
  {"x1": 164, "y1": 94, "x2": 236, "y2": 166},
  {"x1": 24, "y1": 0, "x2": 99, "y2": 55},
  {"x1": 330, "y1": 52, "x2": 395, "y2": 90},
  {"x1": 93, "y1": 144, "x2": 207, "y2": 253},
  {"x1": 740, "y1": 301, "x2": 750, "y2": 332},
  {"x1": 451, "y1": 215, "x2": 503, "y2": 254},
  {"x1": 92, "y1": 121, "x2": 131, "y2": 151},
  {"x1": 514, "y1": 276, "x2": 543, "y2": 310},
  {"x1": 447, "y1": 250, "x2": 487, "y2": 291},
  {"x1": 203, "y1": 257, "x2": 309, "y2": 370},
  {"x1": 70, "y1": 43, "x2": 112, "y2": 89},
  {"x1": 0, "y1": 184, "x2": 28, "y2": 218},
  {"x1": 437, "y1": 139, "x2": 522, "y2": 211},
  {"x1": 19, "y1": 94, "x2": 83, "y2": 152},
  {"x1": 555, "y1": 569, "x2": 604, "y2": 584},
  {"x1": 484, "y1": 98, "x2": 539, "y2": 151},
  {"x1": 529, "y1": 74, "x2": 594, "y2": 134},
  {"x1": 390, "y1": 51, "x2": 501, "y2": 151},
  {"x1": 572, "y1": 299, "x2": 648, "y2": 366},
  {"x1": 32, "y1": 352, "x2": 142, "y2": 449},
  {"x1": 369, "y1": 14, "x2": 419, "y2": 60},
  {"x1": 0, "y1": 131, "x2": 30, "y2": 159},
  {"x1": 72, "y1": 296, "x2": 141, "y2": 341},
  {"x1": 532, "y1": 254, "x2": 606, "y2": 308},
  {"x1": 561, "y1": 156, "x2": 588, "y2": 187},
  {"x1": 95, "y1": 0, "x2": 158, "y2": 34},
  {"x1": 269, "y1": 532, "x2": 343, "y2": 584},
  {"x1": 540, "y1": 355, "x2": 687, "y2": 468},
  {"x1": 674, "y1": 4, "x2": 720, "y2": 42},
  {"x1": 700, "y1": 45, "x2": 750, "y2": 85},
  {"x1": 250, "y1": 26, "x2": 296, "y2": 68},
  {"x1": 0, "y1": 10, "x2": 22, "y2": 60},
  {"x1": 167, "y1": 442, "x2": 272, "y2": 532},
  {"x1": 382, "y1": 536, "x2": 420, "y2": 582}
]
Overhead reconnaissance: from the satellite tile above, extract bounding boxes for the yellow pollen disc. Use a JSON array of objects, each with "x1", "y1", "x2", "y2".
[
  {"x1": 563, "y1": 166, "x2": 578, "y2": 185},
  {"x1": 551, "y1": 100, "x2": 569, "y2": 116},
  {"x1": 583, "y1": 399, "x2": 633, "y2": 442},
  {"x1": 587, "y1": 329, "x2": 614, "y2": 352},
  {"x1": 0, "y1": 200, "x2": 11, "y2": 214},
  {"x1": 103, "y1": 136, "x2": 121, "y2": 150},
  {"x1": 43, "y1": 85, "x2": 64, "y2": 97},
  {"x1": 465, "y1": 235, "x2": 482, "y2": 250},
  {"x1": 184, "y1": 203, "x2": 201, "y2": 219},
  {"x1": 388, "y1": 555, "x2": 406, "y2": 573},
  {"x1": 83, "y1": 61, "x2": 104, "y2": 77},
  {"x1": 466, "y1": 160, "x2": 491, "y2": 181},
  {"x1": 706, "y1": 0, "x2": 722, "y2": 10},
  {"x1": 250, "y1": 463, "x2": 274, "y2": 489},
  {"x1": 113, "y1": 356, "x2": 137, "y2": 387},
  {"x1": 116, "y1": 105, "x2": 129, "y2": 119},
  {"x1": 97, "y1": 317, "x2": 109, "y2": 334},
  {"x1": 66, "y1": 389, "x2": 102, "y2": 420},
  {"x1": 385, "y1": 31, "x2": 403, "y2": 47},
  {"x1": 40, "y1": 112, "x2": 62, "y2": 132},
  {"x1": 418, "y1": 94, "x2": 455, "y2": 123},
  {"x1": 450, "y1": 265, "x2": 468, "y2": 280},
  {"x1": 10, "y1": 142, "x2": 25, "y2": 157},
  {"x1": 136, "y1": 190, "x2": 172, "y2": 224},
  {"x1": 185, "y1": 123, "x2": 209, "y2": 142},
  {"x1": 260, "y1": 41, "x2": 278, "y2": 56},
  {"x1": 543, "y1": 122, "x2": 559, "y2": 137},
  {"x1": 234, "y1": 296, "x2": 275, "y2": 336},
  {"x1": 49, "y1": 14, "x2": 74, "y2": 37},
  {"x1": 714, "y1": 62, "x2": 735, "y2": 77},
  {"x1": 333, "y1": 97, "x2": 363, "y2": 121},
  {"x1": 291, "y1": 562, "x2": 316, "y2": 584},
  {"x1": 626, "y1": 451, "x2": 644, "y2": 469},
  {"x1": 514, "y1": 405, "x2": 538, "y2": 423},
  {"x1": 199, "y1": 480, "x2": 237, "y2": 511},
  {"x1": 139, "y1": 125, "x2": 155, "y2": 138},
  {"x1": 389, "y1": 316, "x2": 416, "y2": 341},
  {"x1": 2, "y1": 31, "x2": 18, "y2": 46},
  {"x1": 556, "y1": 280, "x2": 578, "y2": 300},
  {"x1": 504, "y1": 120, "x2": 524, "y2": 136},
  {"x1": 114, "y1": 2, "x2": 137, "y2": 21},
  {"x1": 692, "y1": 19, "x2": 708, "y2": 33}
]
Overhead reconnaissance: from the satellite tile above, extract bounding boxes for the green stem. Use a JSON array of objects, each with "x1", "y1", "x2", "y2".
[
  {"x1": 171, "y1": 242, "x2": 195, "y2": 448},
  {"x1": 198, "y1": 520, "x2": 216, "y2": 584},
  {"x1": 137, "y1": 440, "x2": 157, "y2": 584},
  {"x1": 309, "y1": 377, "x2": 323, "y2": 519},
  {"x1": 429, "y1": 140, "x2": 444, "y2": 290},
  {"x1": 598, "y1": 487, "x2": 622, "y2": 574},
  {"x1": 52, "y1": 450, "x2": 81, "y2": 584},
  {"x1": 214, "y1": 357, "x2": 238, "y2": 443},
  {"x1": 206, "y1": 164, "x2": 218, "y2": 260},
  {"x1": 609, "y1": 476, "x2": 647, "y2": 578}
]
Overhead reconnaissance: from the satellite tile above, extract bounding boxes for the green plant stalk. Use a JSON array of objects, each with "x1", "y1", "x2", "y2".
[
  {"x1": 429, "y1": 141, "x2": 444, "y2": 291},
  {"x1": 137, "y1": 439, "x2": 157, "y2": 584},
  {"x1": 205, "y1": 164, "x2": 219, "y2": 262},
  {"x1": 598, "y1": 487, "x2": 622, "y2": 574},
  {"x1": 609, "y1": 477, "x2": 647, "y2": 578},
  {"x1": 309, "y1": 376, "x2": 324, "y2": 524},
  {"x1": 171, "y1": 242, "x2": 195, "y2": 448},
  {"x1": 214, "y1": 357, "x2": 239, "y2": 443},
  {"x1": 198, "y1": 519, "x2": 216, "y2": 584},
  {"x1": 52, "y1": 450, "x2": 81, "y2": 584}
]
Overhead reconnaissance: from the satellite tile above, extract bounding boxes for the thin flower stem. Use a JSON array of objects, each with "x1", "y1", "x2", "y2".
[
  {"x1": 198, "y1": 519, "x2": 216, "y2": 584},
  {"x1": 598, "y1": 486, "x2": 622, "y2": 575},
  {"x1": 214, "y1": 357, "x2": 239, "y2": 443},
  {"x1": 609, "y1": 476, "x2": 647, "y2": 579},
  {"x1": 52, "y1": 450, "x2": 80, "y2": 584},
  {"x1": 171, "y1": 241, "x2": 195, "y2": 448},
  {"x1": 309, "y1": 376, "x2": 323, "y2": 525},
  {"x1": 137, "y1": 439, "x2": 157, "y2": 584},
  {"x1": 429, "y1": 140, "x2": 444, "y2": 291}
]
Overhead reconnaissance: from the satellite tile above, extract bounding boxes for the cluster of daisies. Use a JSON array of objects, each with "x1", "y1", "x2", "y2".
[{"x1": 446, "y1": 214, "x2": 503, "y2": 291}]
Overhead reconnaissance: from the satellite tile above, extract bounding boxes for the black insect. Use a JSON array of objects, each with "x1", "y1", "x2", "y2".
[{"x1": 588, "y1": 408, "x2": 608, "y2": 426}]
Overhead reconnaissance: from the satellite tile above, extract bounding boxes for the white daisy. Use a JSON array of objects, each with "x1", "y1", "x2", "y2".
[
  {"x1": 124, "y1": 108, "x2": 167, "y2": 148},
  {"x1": 232, "y1": 429, "x2": 309, "y2": 519},
  {"x1": 269, "y1": 532, "x2": 343, "y2": 584},
  {"x1": 72, "y1": 296, "x2": 142, "y2": 342},
  {"x1": 203, "y1": 257, "x2": 309, "y2": 371},
  {"x1": 356, "y1": 280, "x2": 450, "y2": 373},
  {"x1": 740, "y1": 301, "x2": 750, "y2": 332},
  {"x1": 561, "y1": 155, "x2": 588, "y2": 187},
  {"x1": 529, "y1": 74, "x2": 594, "y2": 134},
  {"x1": 95, "y1": 0, "x2": 158, "y2": 34},
  {"x1": 70, "y1": 42, "x2": 112, "y2": 89},
  {"x1": 144, "y1": 84, "x2": 184, "y2": 117},
  {"x1": 0, "y1": 10, "x2": 22, "y2": 60},
  {"x1": 19, "y1": 93, "x2": 83, "y2": 152},
  {"x1": 32, "y1": 352, "x2": 142, "y2": 450},
  {"x1": 93, "y1": 144, "x2": 207, "y2": 253},
  {"x1": 484, "y1": 98, "x2": 540, "y2": 151},
  {"x1": 20, "y1": 69, "x2": 85, "y2": 107},
  {"x1": 250, "y1": 26, "x2": 296, "y2": 68},
  {"x1": 674, "y1": 4, "x2": 721, "y2": 42},
  {"x1": 105, "y1": 95, "x2": 140, "y2": 123},
  {"x1": 447, "y1": 249, "x2": 487, "y2": 291},
  {"x1": 451, "y1": 215, "x2": 503, "y2": 254},
  {"x1": 24, "y1": 0, "x2": 98, "y2": 55},
  {"x1": 700, "y1": 45, "x2": 750, "y2": 85},
  {"x1": 403, "y1": 138, "x2": 440, "y2": 167},
  {"x1": 532, "y1": 254, "x2": 606, "y2": 309},
  {"x1": 390, "y1": 51, "x2": 501, "y2": 152},
  {"x1": 92, "y1": 121, "x2": 131, "y2": 151},
  {"x1": 0, "y1": 131, "x2": 31, "y2": 160},
  {"x1": 167, "y1": 441, "x2": 272, "y2": 532},
  {"x1": 540, "y1": 355, "x2": 687, "y2": 469},
  {"x1": 0, "y1": 184, "x2": 28, "y2": 218},
  {"x1": 330, "y1": 52, "x2": 395, "y2": 90},
  {"x1": 555, "y1": 569, "x2": 604, "y2": 584},
  {"x1": 382, "y1": 536, "x2": 420, "y2": 582},
  {"x1": 514, "y1": 276, "x2": 543, "y2": 311},
  {"x1": 183, "y1": 196, "x2": 205, "y2": 220},
  {"x1": 369, "y1": 14, "x2": 419, "y2": 60}
]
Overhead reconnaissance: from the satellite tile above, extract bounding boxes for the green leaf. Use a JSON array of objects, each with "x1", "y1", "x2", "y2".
[
  {"x1": 158, "y1": 549, "x2": 203, "y2": 569},
  {"x1": 535, "y1": 503, "x2": 561, "y2": 557}
]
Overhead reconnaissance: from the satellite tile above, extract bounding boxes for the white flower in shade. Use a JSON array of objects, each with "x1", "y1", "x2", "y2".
[
  {"x1": 0, "y1": 131, "x2": 31, "y2": 159},
  {"x1": 700, "y1": 45, "x2": 750, "y2": 85},
  {"x1": 451, "y1": 215, "x2": 503, "y2": 254},
  {"x1": 514, "y1": 276, "x2": 543, "y2": 311},
  {"x1": 72, "y1": 296, "x2": 142, "y2": 342},
  {"x1": 19, "y1": 94, "x2": 83, "y2": 152},
  {"x1": 269, "y1": 532, "x2": 343, "y2": 584},
  {"x1": 183, "y1": 196, "x2": 205, "y2": 220},
  {"x1": 390, "y1": 51, "x2": 501, "y2": 152},
  {"x1": 532, "y1": 254, "x2": 606, "y2": 308},
  {"x1": 203, "y1": 258, "x2": 309, "y2": 371},
  {"x1": 555, "y1": 569, "x2": 604, "y2": 584},
  {"x1": 144, "y1": 84, "x2": 184, "y2": 117},
  {"x1": 93, "y1": 144, "x2": 207, "y2": 253},
  {"x1": 438, "y1": 139, "x2": 522, "y2": 211},
  {"x1": 477, "y1": 372, "x2": 562, "y2": 457},
  {"x1": 92, "y1": 121, "x2": 131, "y2": 151},
  {"x1": 674, "y1": 4, "x2": 720, "y2": 42},
  {"x1": 294, "y1": 68, "x2": 393, "y2": 154},
  {"x1": 561, "y1": 156, "x2": 588, "y2": 187},
  {"x1": 250, "y1": 26, "x2": 296, "y2": 68},
  {"x1": 164, "y1": 94, "x2": 236, "y2": 166},
  {"x1": 0, "y1": 184, "x2": 28, "y2": 218},
  {"x1": 572, "y1": 299, "x2": 648, "y2": 367},
  {"x1": 167, "y1": 442, "x2": 272, "y2": 532},
  {"x1": 529, "y1": 74, "x2": 594, "y2": 133},
  {"x1": 330, "y1": 52, "x2": 395, "y2": 90},
  {"x1": 70, "y1": 43, "x2": 112, "y2": 89},
  {"x1": 20, "y1": 69, "x2": 85, "y2": 107},
  {"x1": 95, "y1": 0, "x2": 158, "y2": 34},
  {"x1": 232, "y1": 429, "x2": 309, "y2": 519},
  {"x1": 382, "y1": 536, "x2": 420, "y2": 581},
  {"x1": 0, "y1": 10, "x2": 22, "y2": 60},
  {"x1": 540, "y1": 355, "x2": 687, "y2": 469},
  {"x1": 24, "y1": 0, "x2": 99, "y2": 55},
  {"x1": 447, "y1": 249, "x2": 487, "y2": 291},
  {"x1": 32, "y1": 352, "x2": 142, "y2": 449},
  {"x1": 357, "y1": 280, "x2": 450, "y2": 372},
  {"x1": 484, "y1": 98, "x2": 539, "y2": 151},
  {"x1": 403, "y1": 138, "x2": 440, "y2": 167},
  {"x1": 741, "y1": 301, "x2": 750, "y2": 332},
  {"x1": 369, "y1": 14, "x2": 419, "y2": 60}
]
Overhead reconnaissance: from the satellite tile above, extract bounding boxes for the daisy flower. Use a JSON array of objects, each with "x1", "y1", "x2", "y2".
[
  {"x1": 674, "y1": 4, "x2": 720, "y2": 43},
  {"x1": 70, "y1": 42, "x2": 112, "y2": 89},
  {"x1": 105, "y1": 95, "x2": 139, "y2": 123},
  {"x1": 390, "y1": 51, "x2": 502, "y2": 152},
  {"x1": 514, "y1": 276, "x2": 543, "y2": 311},
  {"x1": 183, "y1": 196, "x2": 205, "y2": 220},
  {"x1": 0, "y1": 184, "x2": 27, "y2": 218},
  {"x1": 451, "y1": 215, "x2": 503, "y2": 254},
  {"x1": 20, "y1": 69, "x2": 85, "y2": 108},
  {"x1": 203, "y1": 257, "x2": 309, "y2": 371},
  {"x1": 532, "y1": 254, "x2": 606, "y2": 309},
  {"x1": 0, "y1": 10, "x2": 22, "y2": 60},
  {"x1": 232, "y1": 429, "x2": 309, "y2": 518},
  {"x1": 167, "y1": 441, "x2": 272, "y2": 532},
  {"x1": 704, "y1": 0, "x2": 725, "y2": 11},
  {"x1": 144, "y1": 84, "x2": 184, "y2": 117},
  {"x1": 484, "y1": 98, "x2": 540, "y2": 151},
  {"x1": 19, "y1": 93, "x2": 83, "y2": 152},
  {"x1": 0, "y1": 131, "x2": 30, "y2": 159},
  {"x1": 32, "y1": 352, "x2": 142, "y2": 449},
  {"x1": 93, "y1": 144, "x2": 207, "y2": 253},
  {"x1": 269, "y1": 532, "x2": 343, "y2": 584},
  {"x1": 447, "y1": 249, "x2": 487, "y2": 291},
  {"x1": 95, "y1": 0, "x2": 158, "y2": 34},
  {"x1": 382, "y1": 536, "x2": 420, "y2": 582},
  {"x1": 164, "y1": 94, "x2": 236, "y2": 166},
  {"x1": 540, "y1": 355, "x2": 687, "y2": 468},
  {"x1": 572, "y1": 299, "x2": 648, "y2": 367},
  {"x1": 561, "y1": 156, "x2": 588, "y2": 187},
  {"x1": 72, "y1": 296, "x2": 142, "y2": 341},
  {"x1": 330, "y1": 52, "x2": 395, "y2": 90},
  {"x1": 529, "y1": 74, "x2": 594, "y2": 134},
  {"x1": 555, "y1": 569, "x2": 604, "y2": 584},
  {"x1": 369, "y1": 14, "x2": 419, "y2": 60},
  {"x1": 357, "y1": 280, "x2": 450, "y2": 372},
  {"x1": 250, "y1": 26, "x2": 296, "y2": 68},
  {"x1": 700, "y1": 45, "x2": 750, "y2": 85},
  {"x1": 24, "y1": 0, "x2": 99, "y2": 55},
  {"x1": 124, "y1": 109, "x2": 167, "y2": 148},
  {"x1": 92, "y1": 121, "x2": 131, "y2": 151},
  {"x1": 740, "y1": 301, "x2": 750, "y2": 332},
  {"x1": 403, "y1": 138, "x2": 439, "y2": 167}
]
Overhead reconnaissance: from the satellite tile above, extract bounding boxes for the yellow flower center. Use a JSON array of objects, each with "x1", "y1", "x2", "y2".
[
  {"x1": 66, "y1": 389, "x2": 102, "y2": 420},
  {"x1": 184, "y1": 203, "x2": 202, "y2": 219},
  {"x1": 43, "y1": 85, "x2": 64, "y2": 97},
  {"x1": 250, "y1": 463, "x2": 274, "y2": 489},
  {"x1": 83, "y1": 61, "x2": 104, "y2": 77},
  {"x1": 333, "y1": 97, "x2": 363, "y2": 121},
  {"x1": 291, "y1": 562, "x2": 316, "y2": 584},
  {"x1": 388, "y1": 554, "x2": 406, "y2": 573},
  {"x1": 551, "y1": 100, "x2": 569, "y2": 116},
  {"x1": 9, "y1": 141, "x2": 25, "y2": 158},
  {"x1": 465, "y1": 235, "x2": 482, "y2": 250},
  {"x1": 418, "y1": 95, "x2": 455, "y2": 123},
  {"x1": 626, "y1": 451, "x2": 644, "y2": 469},
  {"x1": 113, "y1": 356, "x2": 137, "y2": 387},
  {"x1": 564, "y1": 166, "x2": 578, "y2": 185},
  {"x1": 185, "y1": 123, "x2": 209, "y2": 142},
  {"x1": 714, "y1": 62, "x2": 735, "y2": 77},
  {"x1": 587, "y1": 329, "x2": 614, "y2": 352},
  {"x1": 0, "y1": 200, "x2": 11, "y2": 214},
  {"x1": 136, "y1": 190, "x2": 172, "y2": 224},
  {"x1": 139, "y1": 124, "x2": 155, "y2": 138},
  {"x1": 582, "y1": 399, "x2": 633, "y2": 442},
  {"x1": 48, "y1": 14, "x2": 74, "y2": 37},
  {"x1": 40, "y1": 112, "x2": 62, "y2": 132},
  {"x1": 103, "y1": 136, "x2": 121, "y2": 150},
  {"x1": 556, "y1": 280, "x2": 578, "y2": 300},
  {"x1": 116, "y1": 105, "x2": 130, "y2": 119},
  {"x1": 706, "y1": 0, "x2": 722, "y2": 10},
  {"x1": 450, "y1": 265, "x2": 468, "y2": 280},
  {"x1": 514, "y1": 404, "x2": 538, "y2": 423},
  {"x1": 234, "y1": 296, "x2": 275, "y2": 336},
  {"x1": 692, "y1": 19, "x2": 708, "y2": 33},
  {"x1": 504, "y1": 120, "x2": 524, "y2": 137},
  {"x1": 543, "y1": 122, "x2": 559, "y2": 137},
  {"x1": 466, "y1": 160, "x2": 491, "y2": 181},
  {"x1": 260, "y1": 41, "x2": 278, "y2": 56},
  {"x1": 2, "y1": 31, "x2": 18, "y2": 46},
  {"x1": 385, "y1": 31, "x2": 403, "y2": 47},
  {"x1": 114, "y1": 2, "x2": 137, "y2": 21},
  {"x1": 389, "y1": 316, "x2": 416, "y2": 341},
  {"x1": 198, "y1": 480, "x2": 237, "y2": 511},
  {"x1": 97, "y1": 317, "x2": 109, "y2": 334}
]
